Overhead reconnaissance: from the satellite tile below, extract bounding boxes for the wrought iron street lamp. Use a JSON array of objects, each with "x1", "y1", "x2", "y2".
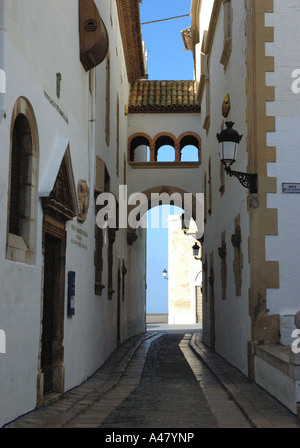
[{"x1": 217, "y1": 121, "x2": 257, "y2": 194}]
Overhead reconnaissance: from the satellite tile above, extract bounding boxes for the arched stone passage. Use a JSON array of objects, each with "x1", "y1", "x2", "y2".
[{"x1": 127, "y1": 185, "x2": 204, "y2": 241}]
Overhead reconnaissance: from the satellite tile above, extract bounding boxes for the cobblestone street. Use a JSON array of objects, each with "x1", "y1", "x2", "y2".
[
  {"x1": 100, "y1": 333, "x2": 249, "y2": 428},
  {"x1": 5, "y1": 328, "x2": 300, "y2": 429}
]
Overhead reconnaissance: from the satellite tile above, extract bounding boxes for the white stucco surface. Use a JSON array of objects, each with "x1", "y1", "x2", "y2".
[
  {"x1": 168, "y1": 215, "x2": 202, "y2": 325},
  {"x1": 255, "y1": 356, "x2": 297, "y2": 414},
  {"x1": 199, "y1": 0, "x2": 251, "y2": 375},
  {"x1": 265, "y1": 0, "x2": 300, "y2": 319},
  {"x1": 0, "y1": 0, "x2": 147, "y2": 426}
]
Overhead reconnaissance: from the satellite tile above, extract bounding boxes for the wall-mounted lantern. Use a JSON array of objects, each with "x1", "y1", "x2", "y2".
[
  {"x1": 217, "y1": 121, "x2": 257, "y2": 194},
  {"x1": 162, "y1": 268, "x2": 168, "y2": 280},
  {"x1": 192, "y1": 243, "x2": 201, "y2": 260}
]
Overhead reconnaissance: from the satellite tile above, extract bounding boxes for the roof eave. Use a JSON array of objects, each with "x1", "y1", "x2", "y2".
[{"x1": 116, "y1": 0, "x2": 146, "y2": 83}]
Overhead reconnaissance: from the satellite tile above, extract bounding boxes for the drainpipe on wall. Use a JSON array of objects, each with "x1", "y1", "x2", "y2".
[
  {"x1": 88, "y1": 68, "x2": 96, "y2": 197},
  {"x1": 0, "y1": 0, "x2": 6, "y2": 125}
]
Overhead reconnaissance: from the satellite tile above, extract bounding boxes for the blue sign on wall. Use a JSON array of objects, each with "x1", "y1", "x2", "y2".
[{"x1": 68, "y1": 271, "x2": 76, "y2": 316}]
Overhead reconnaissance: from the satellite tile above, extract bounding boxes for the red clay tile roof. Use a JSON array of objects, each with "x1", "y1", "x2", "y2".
[{"x1": 128, "y1": 80, "x2": 200, "y2": 113}]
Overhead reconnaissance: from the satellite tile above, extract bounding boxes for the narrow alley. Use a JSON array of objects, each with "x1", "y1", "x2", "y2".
[
  {"x1": 5, "y1": 326, "x2": 300, "y2": 430},
  {"x1": 2, "y1": 1, "x2": 300, "y2": 428}
]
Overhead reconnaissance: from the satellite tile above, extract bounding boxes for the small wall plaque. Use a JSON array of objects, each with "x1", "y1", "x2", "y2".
[
  {"x1": 222, "y1": 94, "x2": 230, "y2": 118},
  {"x1": 282, "y1": 183, "x2": 300, "y2": 193}
]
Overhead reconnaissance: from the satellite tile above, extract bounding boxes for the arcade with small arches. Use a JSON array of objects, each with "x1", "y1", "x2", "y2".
[{"x1": 128, "y1": 131, "x2": 201, "y2": 164}]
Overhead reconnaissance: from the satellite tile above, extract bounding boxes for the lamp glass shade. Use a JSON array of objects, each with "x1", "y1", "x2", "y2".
[
  {"x1": 217, "y1": 122, "x2": 243, "y2": 167},
  {"x1": 162, "y1": 269, "x2": 167, "y2": 278},
  {"x1": 192, "y1": 244, "x2": 199, "y2": 257},
  {"x1": 220, "y1": 141, "x2": 238, "y2": 166}
]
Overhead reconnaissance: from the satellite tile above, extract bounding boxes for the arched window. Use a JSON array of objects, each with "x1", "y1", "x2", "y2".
[
  {"x1": 179, "y1": 134, "x2": 200, "y2": 162},
  {"x1": 180, "y1": 145, "x2": 199, "y2": 162},
  {"x1": 9, "y1": 114, "x2": 31, "y2": 237},
  {"x1": 7, "y1": 98, "x2": 38, "y2": 264},
  {"x1": 154, "y1": 135, "x2": 175, "y2": 162},
  {"x1": 129, "y1": 135, "x2": 151, "y2": 162},
  {"x1": 194, "y1": 270, "x2": 203, "y2": 325},
  {"x1": 156, "y1": 145, "x2": 175, "y2": 162}
]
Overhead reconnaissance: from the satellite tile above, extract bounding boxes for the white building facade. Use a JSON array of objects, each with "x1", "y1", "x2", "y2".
[
  {"x1": 191, "y1": 0, "x2": 300, "y2": 415},
  {"x1": 168, "y1": 215, "x2": 202, "y2": 325},
  {"x1": 0, "y1": 0, "x2": 147, "y2": 426},
  {"x1": 2, "y1": 0, "x2": 300, "y2": 427}
]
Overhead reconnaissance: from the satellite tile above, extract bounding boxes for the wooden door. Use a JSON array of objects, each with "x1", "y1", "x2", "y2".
[{"x1": 41, "y1": 233, "x2": 61, "y2": 394}]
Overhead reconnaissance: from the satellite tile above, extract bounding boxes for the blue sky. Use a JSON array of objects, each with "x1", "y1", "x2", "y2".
[
  {"x1": 140, "y1": 0, "x2": 193, "y2": 80},
  {"x1": 140, "y1": 1, "x2": 194, "y2": 314}
]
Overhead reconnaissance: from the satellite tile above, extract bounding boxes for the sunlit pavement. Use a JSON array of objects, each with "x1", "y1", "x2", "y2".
[{"x1": 147, "y1": 322, "x2": 202, "y2": 334}]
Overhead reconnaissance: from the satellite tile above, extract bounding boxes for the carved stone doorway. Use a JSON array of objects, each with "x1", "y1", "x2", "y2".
[{"x1": 37, "y1": 149, "x2": 78, "y2": 406}]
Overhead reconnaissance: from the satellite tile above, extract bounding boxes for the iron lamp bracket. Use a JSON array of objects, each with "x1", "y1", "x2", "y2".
[{"x1": 225, "y1": 166, "x2": 258, "y2": 194}]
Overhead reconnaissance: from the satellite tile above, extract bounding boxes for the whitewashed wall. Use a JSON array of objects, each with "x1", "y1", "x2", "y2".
[
  {"x1": 199, "y1": 0, "x2": 251, "y2": 375},
  {"x1": 0, "y1": 0, "x2": 146, "y2": 426},
  {"x1": 128, "y1": 112, "x2": 201, "y2": 140},
  {"x1": 0, "y1": 0, "x2": 90, "y2": 426},
  {"x1": 94, "y1": 0, "x2": 147, "y2": 343},
  {"x1": 194, "y1": 0, "x2": 214, "y2": 84},
  {"x1": 265, "y1": 0, "x2": 300, "y2": 343}
]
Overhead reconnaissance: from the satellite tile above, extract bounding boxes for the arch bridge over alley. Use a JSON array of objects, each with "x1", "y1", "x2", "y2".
[{"x1": 125, "y1": 80, "x2": 203, "y2": 238}]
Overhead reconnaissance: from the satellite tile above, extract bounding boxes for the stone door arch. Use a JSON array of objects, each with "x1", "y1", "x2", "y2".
[{"x1": 37, "y1": 146, "x2": 78, "y2": 406}]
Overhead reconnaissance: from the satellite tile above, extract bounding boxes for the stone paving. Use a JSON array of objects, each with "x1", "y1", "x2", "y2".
[
  {"x1": 100, "y1": 333, "x2": 220, "y2": 428},
  {"x1": 190, "y1": 333, "x2": 300, "y2": 428},
  {"x1": 5, "y1": 329, "x2": 300, "y2": 429}
]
